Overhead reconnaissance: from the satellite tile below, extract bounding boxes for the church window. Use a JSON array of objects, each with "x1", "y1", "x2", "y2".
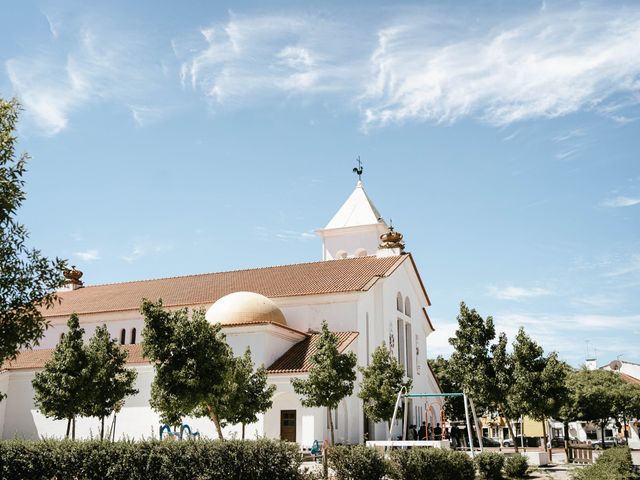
[
  {"x1": 404, "y1": 297, "x2": 411, "y2": 317},
  {"x1": 130, "y1": 328, "x2": 137, "y2": 344},
  {"x1": 365, "y1": 313, "x2": 370, "y2": 366},
  {"x1": 396, "y1": 292, "x2": 403, "y2": 312},
  {"x1": 397, "y1": 318, "x2": 405, "y2": 368},
  {"x1": 59, "y1": 332, "x2": 65, "y2": 341},
  {"x1": 120, "y1": 329, "x2": 126, "y2": 345},
  {"x1": 405, "y1": 323, "x2": 413, "y2": 378}
]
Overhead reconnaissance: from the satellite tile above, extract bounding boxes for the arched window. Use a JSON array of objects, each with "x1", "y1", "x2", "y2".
[
  {"x1": 396, "y1": 292, "x2": 403, "y2": 312},
  {"x1": 404, "y1": 297, "x2": 411, "y2": 317},
  {"x1": 120, "y1": 329, "x2": 126, "y2": 345},
  {"x1": 130, "y1": 328, "x2": 137, "y2": 344},
  {"x1": 59, "y1": 332, "x2": 65, "y2": 341}
]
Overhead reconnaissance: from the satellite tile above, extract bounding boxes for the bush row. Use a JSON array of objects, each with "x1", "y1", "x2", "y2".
[
  {"x1": 328, "y1": 446, "x2": 529, "y2": 480},
  {"x1": 574, "y1": 447, "x2": 635, "y2": 480},
  {"x1": 0, "y1": 439, "x2": 302, "y2": 480}
]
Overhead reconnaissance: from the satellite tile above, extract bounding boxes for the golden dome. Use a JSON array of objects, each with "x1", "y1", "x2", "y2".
[{"x1": 205, "y1": 292, "x2": 287, "y2": 326}]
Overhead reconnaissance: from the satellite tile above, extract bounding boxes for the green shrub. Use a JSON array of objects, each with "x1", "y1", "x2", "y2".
[
  {"x1": 503, "y1": 454, "x2": 528, "y2": 478},
  {"x1": 390, "y1": 448, "x2": 475, "y2": 480},
  {"x1": 0, "y1": 438, "x2": 302, "y2": 480},
  {"x1": 573, "y1": 446, "x2": 634, "y2": 480},
  {"x1": 328, "y1": 445, "x2": 389, "y2": 480},
  {"x1": 474, "y1": 452, "x2": 505, "y2": 480}
]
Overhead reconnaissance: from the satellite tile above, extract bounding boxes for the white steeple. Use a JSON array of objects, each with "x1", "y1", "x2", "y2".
[{"x1": 316, "y1": 181, "x2": 390, "y2": 260}]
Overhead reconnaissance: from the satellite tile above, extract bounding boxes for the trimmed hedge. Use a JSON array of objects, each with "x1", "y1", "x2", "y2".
[
  {"x1": 390, "y1": 448, "x2": 475, "y2": 480},
  {"x1": 573, "y1": 446, "x2": 634, "y2": 480},
  {"x1": 503, "y1": 454, "x2": 528, "y2": 479},
  {"x1": 328, "y1": 445, "x2": 389, "y2": 480},
  {"x1": 0, "y1": 438, "x2": 302, "y2": 480},
  {"x1": 474, "y1": 452, "x2": 505, "y2": 480}
]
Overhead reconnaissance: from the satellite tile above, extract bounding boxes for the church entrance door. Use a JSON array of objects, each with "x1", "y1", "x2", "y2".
[{"x1": 280, "y1": 410, "x2": 296, "y2": 442}]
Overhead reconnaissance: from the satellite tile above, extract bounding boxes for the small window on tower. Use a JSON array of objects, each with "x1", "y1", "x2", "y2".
[
  {"x1": 130, "y1": 328, "x2": 137, "y2": 344},
  {"x1": 120, "y1": 329, "x2": 126, "y2": 345},
  {"x1": 396, "y1": 292, "x2": 403, "y2": 312}
]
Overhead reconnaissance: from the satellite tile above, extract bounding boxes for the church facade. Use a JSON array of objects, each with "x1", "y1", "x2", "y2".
[{"x1": 0, "y1": 181, "x2": 442, "y2": 446}]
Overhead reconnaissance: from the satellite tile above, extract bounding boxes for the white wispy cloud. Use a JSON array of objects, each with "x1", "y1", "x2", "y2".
[
  {"x1": 6, "y1": 18, "x2": 164, "y2": 135},
  {"x1": 601, "y1": 196, "x2": 640, "y2": 208},
  {"x1": 75, "y1": 248, "x2": 100, "y2": 262},
  {"x1": 487, "y1": 285, "x2": 551, "y2": 300},
  {"x1": 175, "y1": 13, "x2": 362, "y2": 106},
  {"x1": 121, "y1": 240, "x2": 172, "y2": 263},
  {"x1": 362, "y1": 6, "x2": 640, "y2": 127},
  {"x1": 254, "y1": 226, "x2": 315, "y2": 242}
]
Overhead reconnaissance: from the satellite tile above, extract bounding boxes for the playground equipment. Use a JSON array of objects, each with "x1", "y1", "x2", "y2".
[
  {"x1": 159, "y1": 423, "x2": 201, "y2": 441},
  {"x1": 367, "y1": 389, "x2": 483, "y2": 458}
]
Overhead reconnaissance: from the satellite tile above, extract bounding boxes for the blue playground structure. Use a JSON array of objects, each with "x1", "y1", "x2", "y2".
[{"x1": 159, "y1": 423, "x2": 201, "y2": 441}]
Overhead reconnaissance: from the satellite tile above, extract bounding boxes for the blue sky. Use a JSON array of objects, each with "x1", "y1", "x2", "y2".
[{"x1": 2, "y1": 0, "x2": 639, "y2": 366}]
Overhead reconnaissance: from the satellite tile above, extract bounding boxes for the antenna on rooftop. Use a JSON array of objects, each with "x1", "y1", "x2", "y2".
[{"x1": 353, "y1": 156, "x2": 363, "y2": 182}]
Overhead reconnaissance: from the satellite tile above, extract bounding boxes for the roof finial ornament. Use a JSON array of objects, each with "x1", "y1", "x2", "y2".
[{"x1": 352, "y1": 156, "x2": 363, "y2": 183}]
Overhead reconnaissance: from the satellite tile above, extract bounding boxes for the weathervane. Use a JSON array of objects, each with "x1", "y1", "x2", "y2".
[{"x1": 352, "y1": 156, "x2": 363, "y2": 181}]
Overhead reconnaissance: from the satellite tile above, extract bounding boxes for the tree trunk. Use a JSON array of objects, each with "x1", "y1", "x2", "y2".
[
  {"x1": 100, "y1": 416, "x2": 105, "y2": 441},
  {"x1": 72, "y1": 417, "x2": 76, "y2": 440},
  {"x1": 242, "y1": 423, "x2": 246, "y2": 440},
  {"x1": 328, "y1": 409, "x2": 335, "y2": 446},
  {"x1": 542, "y1": 416, "x2": 548, "y2": 452},
  {"x1": 66, "y1": 418, "x2": 71, "y2": 438},
  {"x1": 112, "y1": 414, "x2": 117, "y2": 442},
  {"x1": 601, "y1": 422, "x2": 606, "y2": 450},
  {"x1": 499, "y1": 404, "x2": 518, "y2": 453},
  {"x1": 211, "y1": 412, "x2": 224, "y2": 440}
]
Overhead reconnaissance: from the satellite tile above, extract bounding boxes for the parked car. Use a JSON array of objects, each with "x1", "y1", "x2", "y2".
[
  {"x1": 502, "y1": 436, "x2": 541, "y2": 448},
  {"x1": 548, "y1": 437, "x2": 566, "y2": 448},
  {"x1": 480, "y1": 437, "x2": 502, "y2": 447},
  {"x1": 593, "y1": 436, "x2": 626, "y2": 449}
]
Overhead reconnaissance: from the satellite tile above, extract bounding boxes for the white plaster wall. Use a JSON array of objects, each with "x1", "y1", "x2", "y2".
[
  {"x1": 0, "y1": 365, "x2": 262, "y2": 441},
  {"x1": 225, "y1": 329, "x2": 302, "y2": 368},
  {"x1": 277, "y1": 296, "x2": 358, "y2": 333},
  {"x1": 321, "y1": 225, "x2": 385, "y2": 260}
]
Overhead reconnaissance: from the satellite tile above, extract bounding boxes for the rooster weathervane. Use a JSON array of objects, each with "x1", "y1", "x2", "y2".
[{"x1": 353, "y1": 156, "x2": 363, "y2": 181}]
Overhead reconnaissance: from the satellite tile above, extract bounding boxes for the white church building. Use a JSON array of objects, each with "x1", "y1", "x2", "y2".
[{"x1": 0, "y1": 180, "x2": 443, "y2": 446}]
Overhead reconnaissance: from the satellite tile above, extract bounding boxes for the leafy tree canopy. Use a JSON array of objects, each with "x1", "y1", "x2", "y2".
[
  {"x1": 84, "y1": 324, "x2": 138, "y2": 440},
  {"x1": 0, "y1": 98, "x2": 66, "y2": 368},
  {"x1": 428, "y1": 356, "x2": 465, "y2": 420},
  {"x1": 292, "y1": 320, "x2": 357, "y2": 444},
  {"x1": 141, "y1": 299, "x2": 233, "y2": 437},
  {"x1": 32, "y1": 314, "x2": 89, "y2": 436},
  {"x1": 358, "y1": 343, "x2": 411, "y2": 426}
]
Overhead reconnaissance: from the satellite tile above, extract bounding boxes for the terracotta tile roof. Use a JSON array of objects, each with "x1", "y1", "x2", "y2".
[
  {"x1": 42, "y1": 256, "x2": 407, "y2": 318},
  {"x1": 620, "y1": 372, "x2": 640, "y2": 385},
  {"x1": 1, "y1": 344, "x2": 147, "y2": 372},
  {"x1": 267, "y1": 331, "x2": 359, "y2": 374}
]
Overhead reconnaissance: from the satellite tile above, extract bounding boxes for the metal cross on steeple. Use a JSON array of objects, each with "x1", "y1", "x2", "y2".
[{"x1": 352, "y1": 156, "x2": 363, "y2": 181}]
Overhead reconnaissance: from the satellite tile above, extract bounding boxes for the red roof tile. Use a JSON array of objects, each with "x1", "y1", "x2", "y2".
[
  {"x1": 42, "y1": 256, "x2": 407, "y2": 318},
  {"x1": 1, "y1": 344, "x2": 146, "y2": 372},
  {"x1": 267, "y1": 331, "x2": 359, "y2": 374}
]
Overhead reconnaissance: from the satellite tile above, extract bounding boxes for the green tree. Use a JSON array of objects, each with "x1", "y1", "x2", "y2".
[
  {"x1": 84, "y1": 325, "x2": 138, "y2": 440},
  {"x1": 32, "y1": 313, "x2": 89, "y2": 439},
  {"x1": 614, "y1": 381, "x2": 640, "y2": 441},
  {"x1": 428, "y1": 356, "x2": 465, "y2": 420},
  {"x1": 141, "y1": 299, "x2": 233, "y2": 438},
  {"x1": 0, "y1": 98, "x2": 66, "y2": 374},
  {"x1": 292, "y1": 321, "x2": 357, "y2": 445},
  {"x1": 358, "y1": 344, "x2": 412, "y2": 434},
  {"x1": 224, "y1": 347, "x2": 276, "y2": 439},
  {"x1": 448, "y1": 303, "x2": 520, "y2": 450},
  {"x1": 509, "y1": 328, "x2": 568, "y2": 450},
  {"x1": 566, "y1": 369, "x2": 625, "y2": 449}
]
